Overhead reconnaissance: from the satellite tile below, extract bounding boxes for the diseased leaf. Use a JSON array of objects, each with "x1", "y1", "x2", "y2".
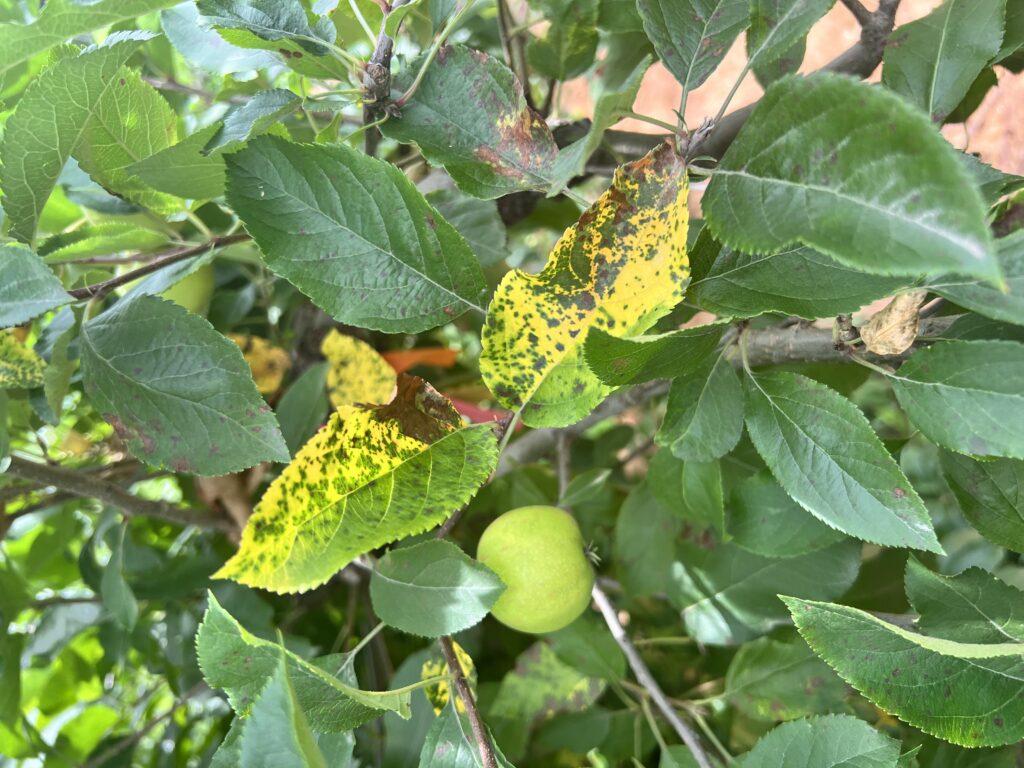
[
  {"x1": 197, "y1": 592, "x2": 411, "y2": 729},
  {"x1": 79, "y1": 295, "x2": 289, "y2": 475},
  {"x1": 370, "y1": 540, "x2": 505, "y2": 638},
  {"x1": 421, "y1": 640, "x2": 475, "y2": 716},
  {"x1": 527, "y1": 0, "x2": 599, "y2": 80},
  {"x1": 0, "y1": 243, "x2": 71, "y2": 328},
  {"x1": 0, "y1": 332, "x2": 46, "y2": 389},
  {"x1": 670, "y1": 539, "x2": 861, "y2": 645},
  {"x1": 703, "y1": 74, "x2": 999, "y2": 282},
  {"x1": 205, "y1": 89, "x2": 301, "y2": 154},
  {"x1": 658, "y1": 353, "x2": 743, "y2": 462},
  {"x1": 941, "y1": 451, "x2": 1024, "y2": 552},
  {"x1": 585, "y1": 322, "x2": 726, "y2": 387},
  {"x1": 0, "y1": 32, "x2": 152, "y2": 245},
  {"x1": 490, "y1": 642, "x2": 604, "y2": 725},
  {"x1": 481, "y1": 142, "x2": 690, "y2": 427},
  {"x1": 889, "y1": 341, "x2": 1024, "y2": 459},
  {"x1": 930, "y1": 231, "x2": 1024, "y2": 326},
  {"x1": 785, "y1": 593, "x2": 1024, "y2": 747},
  {"x1": 743, "y1": 370, "x2": 942, "y2": 553},
  {"x1": 860, "y1": 289, "x2": 929, "y2": 356},
  {"x1": 882, "y1": 0, "x2": 1007, "y2": 123},
  {"x1": 217, "y1": 376, "x2": 498, "y2": 593},
  {"x1": 320, "y1": 329, "x2": 396, "y2": 410},
  {"x1": 636, "y1": 0, "x2": 749, "y2": 95},
  {"x1": 380, "y1": 45, "x2": 560, "y2": 199},
  {"x1": 229, "y1": 334, "x2": 291, "y2": 395},
  {"x1": 126, "y1": 124, "x2": 227, "y2": 201},
  {"x1": 226, "y1": 135, "x2": 487, "y2": 333},
  {"x1": 739, "y1": 715, "x2": 901, "y2": 767}
]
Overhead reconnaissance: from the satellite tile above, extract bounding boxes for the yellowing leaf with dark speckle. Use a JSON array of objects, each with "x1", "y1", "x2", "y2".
[
  {"x1": 216, "y1": 375, "x2": 498, "y2": 593},
  {"x1": 229, "y1": 334, "x2": 291, "y2": 395},
  {"x1": 480, "y1": 141, "x2": 690, "y2": 427},
  {"x1": 320, "y1": 330, "x2": 396, "y2": 409},
  {"x1": 0, "y1": 332, "x2": 45, "y2": 389},
  {"x1": 421, "y1": 641, "x2": 474, "y2": 715}
]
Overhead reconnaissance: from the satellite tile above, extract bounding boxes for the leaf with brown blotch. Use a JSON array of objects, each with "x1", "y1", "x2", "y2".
[{"x1": 860, "y1": 289, "x2": 928, "y2": 356}]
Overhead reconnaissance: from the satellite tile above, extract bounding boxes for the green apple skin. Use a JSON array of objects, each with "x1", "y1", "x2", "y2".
[
  {"x1": 476, "y1": 505, "x2": 594, "y2": 634},
  {"x1": 159, "y1": 264, "x2": 215, "y2": 315}
]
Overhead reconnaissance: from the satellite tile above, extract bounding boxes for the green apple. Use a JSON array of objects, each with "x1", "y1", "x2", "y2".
[
  {"x1": 157, "y1": 264, "x2": 215, "y2": 315},
  {"x1": 476, "y1": 505, "x2": 594, "y2": 634}
]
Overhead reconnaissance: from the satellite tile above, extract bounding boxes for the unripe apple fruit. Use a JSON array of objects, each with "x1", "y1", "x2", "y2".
[
  {"x1": 476, "y1": 505, "x2": 594, "y2": 634},
  {"x1": 157, "y1": 264, "x2": 216, "y2": 315}
]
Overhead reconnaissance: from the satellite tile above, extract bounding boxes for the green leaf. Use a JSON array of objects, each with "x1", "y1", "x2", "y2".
[
  {"x1": 420, "y1": 703, "x2": 515, "y2": 768},
  {"x1": 370, "y1": 540, "x2": 505, "y2": 638},
  {"x1": 527, "y1": 0, "x2": 599, "y2": 80},
  {"x1": 882, "y1": 0, "x2": 1007, "y2": 123},
  {"x1": 226, "y1": 135, "x2": 486, "y2": 333},
  {"x1": 79, "y1": 295, "x2": 289, "y2": 475},
  {"x1": 636, "y1": 0, "x2": 749, "y2": 94},
  {"x1": 0, "y1": 32, "x2": 152, "y2": 245},
  {"x1": 481, "y1": 143, "x2": 690, "y2": 427},
  {"x1": 217, "y1": 376, "x2": 498, "y2": 593},
  {"x1": 384, "y1": 0, "x2": 425, "y2": 37},
  {"x1": 739, "y1": 715, "x2": 901, "y2": 767},
  {"x1": 746, "y1": 0, "x2": 833, "y2": 76},
  {"x1": 585, "y1": 321, "x2": 725, "y2": 389},
  {"x1": 724, "y1": 635, "x2": 846, "y2": 721},
  {"x1": 743, "y1": 370, "x2": 942, "y2": 552},
  {"x1": 785, "y1": 595, "x2": 1024, "y2": 747},
  {"x1": 197, "y1": 592, "x2": 411, "y2": 729},
  {"x1": 613, "y1": 482, "x2": 683, "y2": 597},
  {"x1": 660, "y1": 746, "x2": 700, "y2": 768},
  {"x1": 99, "y1": 525, "x2": 139, "y2": 631},
  {"x1": 929, "y1": 231, "x2": 1024, "y2": 326},
  {"x1": 549, "y1": 614, "x2": 626, "y2": 681},
  {"x1": 0, "y1": 0, "x2": 177, "y2": 86},
  {"x1": 648, "y1": 449, "x2": 725, "y2": 538},
  {"x1": 0, "y1": 243, "x2": 71, "y2": 328},
  {"x1": 205, "y1": 89, "x2": 302, "y2": 154},
  {"x1": 688, "y1": 240, "x2": 906, "y2": 319},
  {"x1": 0, "y1": 332, "x2": 45, "y2": 389},
  {"x1": 276, "y1": 362, "x2": 329, "y2": 456},
  {"x1": 195, "y1": 0, "x2": 330, "y2": 54},
  {"x1": 490, "y1": 642, "x2": 604, "y2": 724},
  {"x1": 427, "y1": 188, "x2": 508, "y2": 267},
  {"x1": 889, "y1": 340, "x2": 1024, "y2": 459},
  {"x1": 703, "y1": 73, "x2": 999, "y2": 282},
  {"x1": 121, "y1": 250, "x2": 215, "y2": 302},
  {"x1": 161, "y1": 2, "x2": 276, "y2": 74},
  {"x1": 728, "y1": 472, "x2": 846, "y2": 557},
  {"x1": 0, "y1": 631, "x2": 21, "y2": 726},
  {"x1": 670, "y1": 539, "x2": 861, "y2": 645},
  {"x1": 998, "y1": 0, "x2": 1024, "y2": 62},
  {"x1": 0, "y1": 392, "x2": 8, "y2": 461},
  {"x1": 72, "y1": 67, "x2": 179, "y2": 214},
  {"x1": 941, "y1": 452, "x2": 1024, "y2": 552},
  {"x1": 657, "y1": 353, "x2": 743, "y2": 462},
  {"x1": 380, "y1": 45, "x2": 559, "y2": 199},
  {"x1": 39, "y1": 222, "x2": 168, "y2": 264},
  {"x1": 126, "y1": 124, "x2": 227, "y2": 201},
  {"x1": 559, "y1": 468, "x2": 613, "y2": 508}
]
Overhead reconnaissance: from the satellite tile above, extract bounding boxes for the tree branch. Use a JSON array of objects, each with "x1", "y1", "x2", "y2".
[
  {"x1": 438, "y1": 636, "x2": 500, "y2": 768},
  {"x1": 361, "y1": 0, "x2": 413, "y2": 155},
  {"x1": 4, "y1": 457, "x2": 233, "y2": 532},
  {"x1": 592, "y1": 585, "x2": 713, "y2": 768},
  {"x1": 839, "y1": 0, "x2": 873, "y2": 26}
]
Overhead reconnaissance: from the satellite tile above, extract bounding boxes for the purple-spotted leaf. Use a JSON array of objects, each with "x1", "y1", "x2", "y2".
[
  {"x1": 480, "y1": 141, "x2": 690, "y2": 427},
  {"x1": 216, "y1": 376, "x2": 498, "y2": 594}
]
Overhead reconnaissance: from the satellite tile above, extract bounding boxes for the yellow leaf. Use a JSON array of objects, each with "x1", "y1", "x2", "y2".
[
  {"x1": 480, "y1": 141, "x2": 690, "y2": 427},
  {"x1": 0, "y1": 331, "x2": 45, "y2": 389},
  {"x1": 228, "y1": 333, "x2": 291, "y2": 395},
  {"x1": 215, "y1": 375, "x2": 498, "y2": 593},
  {"x1": 421, "y1": 641, "x2": 475, "y2": 716},
  {"x1": 320, "y1": 329, "x2": 396, "y2": 409}
]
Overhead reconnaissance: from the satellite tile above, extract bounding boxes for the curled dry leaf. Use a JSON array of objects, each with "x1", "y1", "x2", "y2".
[{"x1": 859, "y1": 289, "x2": 928, "y2": 356}]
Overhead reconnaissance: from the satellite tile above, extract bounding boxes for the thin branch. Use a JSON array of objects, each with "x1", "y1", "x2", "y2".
[
  {"x1": 438, "y1": 636, "x2": 500, "y2": 768},
  {"x1": 361, "y1": 0, "x2": 413, "y2": 155},
  {"x1": 66, "y1": 234, "x2": 250, "y2": 301},
  {"x1": 4, "y1": 457, "x2": 233, "y2": 532},
  {"x1": 839, "y1": 0, "x2": 873, "y2": 26},
  {"x1": 591, "y1": 585, "x2": 713, "y2": 768}
]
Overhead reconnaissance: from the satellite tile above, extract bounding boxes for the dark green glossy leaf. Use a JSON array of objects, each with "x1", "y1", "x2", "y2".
[
  {"x1": 585, "y1": 323, "x2": 726, "y2": 386},
  {"x1": 941, "y1": 451, "x2": 1024, "y2": 552}
]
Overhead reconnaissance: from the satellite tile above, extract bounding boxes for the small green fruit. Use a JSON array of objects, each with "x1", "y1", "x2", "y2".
[
  {"x1": 158, "y1": 264, "x2": 216, "y2": 315},
  {"x1": 476, "y1": 505, "x2": 594, "y2": 634}
]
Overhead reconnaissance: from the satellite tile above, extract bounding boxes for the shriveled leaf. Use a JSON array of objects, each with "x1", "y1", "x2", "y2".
[
  {"x1": 585, "y1": 322, "x2": 725, "y2": 387},
  {"x1": 226, "y1": 135, "x2": 486, "y2": 332},
  {"x1": 637, "y1": 0, "x2": 748, "y2": 95},
  {"x1": 859, "y1": 289, "x2": 928, "y2": 356},
  {"x1": 670, "y1": 539, "x2": 861, "y2": 645},
  {"x1": 725, "y1": 635, "x2": 846, "y2": 721},
  {"x1": 205, "y1": 89, "x2": 301, "y2": 154},
  {"x1": 126, "y1": 124, "x2": 227, "y2": 201},
  {"x1": 785, "y1": 595, "x2": 1024, "y2": 747},
  {"x1": 380, "y1": 45, "x2": 559, "y2": 199},
  {"x1": 197, "y1": 592, "x2": 411, "y2": 729},
  {"x1": 739, "y1": 715, "x2": 901, "y2": 767},
  {"x1": 0, "y1": 32, "x2": 152, "y2": 245},
  {"x1": 0, "y1": 243, "x2": 71, "y2": 328},
  {"x1": 481, "y1": 142, "x2": 690, "y2": 427},
  {"x1": 889, "y1": 340, "x2": 1024, "y2": 459},
  {"x1": 229, "y1": 334, "x2": 291, "y2": 395},
  {"x1": 658, "y1": 353, "x2": 743, "y2": 462},
  {"x1": 79, "y1": 295, "x2": 289, "y2": 475},
  {"x1": 728, "y1": 472, "x2": 846, "y2": 557},
  {"x1": 370, "y1": 540, "x2": 505, "y2": 637},
  {"x1": 0, "y1": 332, "x2": 46, "y2": 389},
  {"x1": 703, "y1": 74, "x2": 999, "y2": 282},
  {"x1": 527, "y1": 0, "x2": 599, "y2": 80},
  {"x1": 941, "y1": 452, "x2": 1024, "y2": 552},
  {"x1": 320, "y1": 329, "x2": 396, "y2": 410},
  {"x1": 930, "y1": 231, "x2": 1024, "y2": 326},
  {"x1": 882, "y1": 0, "x2": 1007, "y2": 123},
  {"x1": 217, "y1": 376, "x2": 498, "y2": 593},
  {"x1": 744, "y1": 370, "x2": 941, "y2": 552}
]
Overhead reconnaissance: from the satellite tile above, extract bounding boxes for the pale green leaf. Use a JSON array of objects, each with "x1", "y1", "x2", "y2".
[
  {"x1": 161, "y1": 2, "x2": 276, "y2": 74},
  {"x1": 370, "y1": 540, "x2": 505, "y2": 638},
  {"x1": 79, "y1": 295, "x2": 289, "y2": 475},
  {"x1": 743, "y1": 370, "x2": 942, "y2": 552},
  {"x1": 941, "y1": 452, "x2": 1024, "y2": 552},
  {"x1": 126, "y1": 124, "x2": 227, "y2": 201},
  {"x1": 196, "y1": 0, "x2": 330, "y2": 54},
  {"x1": 226, "y1": 135, "x2": 487, "y2": 333},
  {"x1": 384, "y1": 0, "x2": 424, "y2": 37},
  {"x1": 585, "y1": 322, "x2": 726, "y2": 387},
  {"x1": 739, "y1": 715, "x2": 901, "y2": 767},
  {"x1": 206, "y1": 89, "x2": 301, "y2": 154},
  {"x1": 549, "y1": 614, "x2": 626, "y2": 681},
  {"x1": 39, "y1": 222, "x2": 169, "y2": 264},
  {"x1": 657, "y1": 353, "x2": 743, "y2": 462},
  {"x1": 703, "y1": 74, "x2": 999, "y2": 282},
  {"x1": 559, "y1": 468, "x2": 613, "y2": 508},
  {"x1": 0, "y1": 631, "x2": 21, "y2": 726},
  {"x1": 0, "y1": 243, "x2": 71, "y2": 328}
]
